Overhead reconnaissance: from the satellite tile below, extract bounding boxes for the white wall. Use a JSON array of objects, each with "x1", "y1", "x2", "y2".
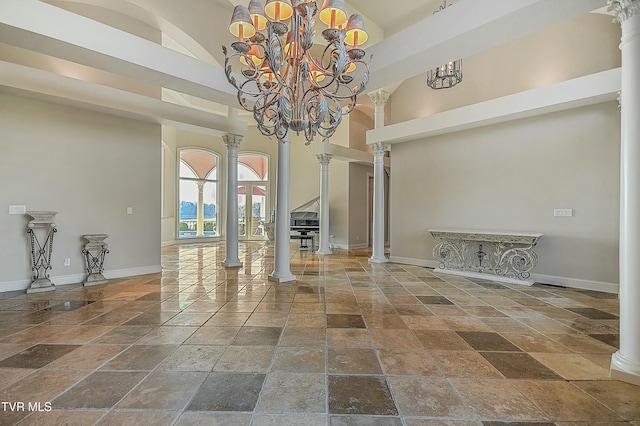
[
  {"x1": 0, "y1": 93, "x2": 162, "y2": 291},
  {"x1": 389, "y1": 103, "x2": 621, "y2": 290}
]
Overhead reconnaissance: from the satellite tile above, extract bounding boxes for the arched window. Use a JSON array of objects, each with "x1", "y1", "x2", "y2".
[{"x1": 178, "y1": 149, "x2": 219, "y2": 238}]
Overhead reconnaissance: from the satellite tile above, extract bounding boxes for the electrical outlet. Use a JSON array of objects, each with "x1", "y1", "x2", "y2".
[
  {"x1": 9, "y1": 205, "x2": 27, "y2": 214},
  {"x1": 64, "y1": 258, "x2": 71, "y2": 266},
  {"x1": 554, "y1": 209, "x2": 573, "y2": 217}
]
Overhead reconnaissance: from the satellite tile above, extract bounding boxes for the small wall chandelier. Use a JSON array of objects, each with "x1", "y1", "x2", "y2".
[
  {"x1": 223, "y1": 0, "x2": 370, "y2": 143},
  {"x1": 426, "y1": 1, "x2": 462, "y2": 90}
]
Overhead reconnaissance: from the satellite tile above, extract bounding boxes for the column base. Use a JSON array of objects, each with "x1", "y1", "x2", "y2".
[
  {"x1": 83, "y1": 274, "x2": 108, "y2": 287},
  {"x1": 611, "y1": 351, "x2": 640, "y2": 386},
  {"x1": 223, "y1": 260, "x2": 243, "y2": 268},
  {"x1": 315, "y1": 249, "x2": 332, "y2": 255},
  {"x1": 268, "y1": 272, "x2": 296, "y2": 283},
  {"x1": 26, "y1": 278, "x2": 56, "y2": 294},
  {"x1": 368, "y1": 256, "x2": 388, "y2": 264}
]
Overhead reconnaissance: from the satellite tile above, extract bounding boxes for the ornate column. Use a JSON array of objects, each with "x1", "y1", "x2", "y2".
[
  {"x1": 25, "y1": 211, "x2": 57, "y2": 293},
  {"x1": 316, "y1": 153, "x2": 333, "y2": 255},
  {"x1": 223, "y1": 133, "x2": 243, "y2": 268},
  {"x1": 368, "y1": 90, "x2": 391, "y2": 264},
  {"x1": 269, "y1": 133, "x2": 296, "y2": 282},
  {"x1": 196, "y1": 180, "x2": 205, "y2": 236},
  {"x1": 369, "y1": 142, "x2": 389, "y2": 263},
  {"x1": 369, "y1": 90, "x2": 390, "y2": 129},
  {"x1": 609, "y1": 0, "x2": 640, "y2": 386}
]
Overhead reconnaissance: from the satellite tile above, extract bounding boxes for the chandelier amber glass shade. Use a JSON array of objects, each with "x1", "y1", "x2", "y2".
[
  {"x1": 319, "y1": 0, "x2": 348, "y2": 28},
  {"x1": 229, "y1": 5, "x2": 256, "y2": 40},
  {"x1": 248, "y1": 0, "x2": 268, "y2": 30},
  {"x1": 264, "y1": 0, "x2": 293, "y2": 21},
  {"x1": 345, "y1": 14, "x2": 367, "y2": 47},
  {"x1": 223, "y1": 0, "x2": 370, "y2": 143}
]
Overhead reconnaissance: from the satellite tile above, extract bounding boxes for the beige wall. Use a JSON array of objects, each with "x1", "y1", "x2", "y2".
[
  {"x1": 290, "y1": 132, "x2": 321, "y2": 210},
  {"x1": 385, "y1": 11, "x2": 622, "y2": 290},
  {"x1": 161, "y1": 127, "x2": 177, "y2": 243},
  {"x1": 391, "y1": 13, "x2": 621, "y2": 123},
  {"x1": 389, "y1": 103, "x2": 620, "y2": 287},
  {"x1": 347, "y1": 110, "x2": 375, "y2": 248},
  {"x1": 0, "y1": 93, "x2": 161, "y2": 291},
  {"x1": 329, "y1": 161, "x2": 350, "y2": 248},
  {"x1": 349, "y1": 109, "x2": 373, "y2": 153},
  {"x1": 349, "y1": 163, "x2": 373, "y2": 248}
]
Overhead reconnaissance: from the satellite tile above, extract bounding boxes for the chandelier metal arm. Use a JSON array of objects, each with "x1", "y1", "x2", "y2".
[{"x1": 222, "y1": 0, "x2": 370, "y2": 142}]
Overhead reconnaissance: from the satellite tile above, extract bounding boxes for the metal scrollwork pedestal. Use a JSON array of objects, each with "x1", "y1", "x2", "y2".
[
  {"x1": 26, "y1": 211, "x2": 58, "y2": 294},
  {"x1": 82, "y1": 234, "x2": 109, "y2": 286},
  {"x1": 429, "y1": 229, "x2": 543, "y2": 285},
  {"x1": 264, "y1": 223, "x2": 275, "y2": 243}
]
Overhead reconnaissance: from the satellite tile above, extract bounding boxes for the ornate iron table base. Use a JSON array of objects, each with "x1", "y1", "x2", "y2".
[{"x1": 429, "y1": 229, "x2": 543, "y2": 285}]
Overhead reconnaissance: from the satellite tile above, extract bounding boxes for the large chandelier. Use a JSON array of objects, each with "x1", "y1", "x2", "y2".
[
  {"x1": 223, "y1": 0, "x2": 370, "y2": 143},
  {"x1": 426, "y1": 1, "x2": 462, "y2": 90}
]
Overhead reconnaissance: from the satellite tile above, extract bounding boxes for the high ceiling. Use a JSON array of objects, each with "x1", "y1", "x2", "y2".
[
  {"x1": 347, "y1": 0, "x2": 444, "y2": 36},
  {"x1": 224, "y1": 0, "x2": 445, "y2": 38},
  {"x1": 0, "y1": 0, "x2": 608, "y2": 135}
]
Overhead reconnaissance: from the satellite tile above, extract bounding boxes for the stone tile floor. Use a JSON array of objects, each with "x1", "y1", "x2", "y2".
[{"x1": 0, "y1": 241, "x2": 639, "y2": 425}]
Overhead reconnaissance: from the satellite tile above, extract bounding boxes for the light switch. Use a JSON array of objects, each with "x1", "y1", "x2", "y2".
[{"x1": 127, "y1": 207, "x2": 133, "y2": 215}]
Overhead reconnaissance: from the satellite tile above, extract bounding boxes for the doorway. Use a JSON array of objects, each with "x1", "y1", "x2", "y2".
[
  {"x1": 238, "y1": 184, "x2": 267, "y2": 241},
  {"x1": 368, "y1": 174, "x2": 373, "y2": 247},
  {"x1": 237, "y1": 153, "x2": 269, "y2": 241}
]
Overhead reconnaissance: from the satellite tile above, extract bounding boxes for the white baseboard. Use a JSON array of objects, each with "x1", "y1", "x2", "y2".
[
  {"x1": 329, "y1": 243, "x2": 371, "y2": 250},
  {"x1": 433, "y1": 268, "x2": 535, "y2": 286},
  {"x1": 1, "y1": 279, "x2": 35, "y2": 293},
  {"x1": 1, "y1": 265, "x2": 163, "y2": 293},
  {"x1": 104, "y1": 265, "x2": 162, "y2": 279},
  {"x1": 389, "y1": 256, "x2": 437, "y2": 268},
  {"x1": 531, "y1": 273, "x2": 619, "y2": 294},
  {"x1": 388, "y1": 256, "x2": 619, "y2": 294},
  {"x1": 348, "y1": 243, "x2": 369, "y2": 250},
  {"x1": 50, "y1": 273, "x2": 87, "y2": 286}
]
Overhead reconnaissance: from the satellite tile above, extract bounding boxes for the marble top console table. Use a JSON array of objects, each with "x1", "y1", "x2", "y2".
[{"x1": 428, "y1": 229, "x2": 543, "y2": 285}]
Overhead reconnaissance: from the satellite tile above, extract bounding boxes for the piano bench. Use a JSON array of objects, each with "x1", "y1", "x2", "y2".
[{"x1": 290, "y1": 234, "x2": 315, "y2": 252}]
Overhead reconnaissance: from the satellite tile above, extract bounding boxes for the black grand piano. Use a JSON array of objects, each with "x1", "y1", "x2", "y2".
[{"x1": 290, "y1": 197, "x2": 319, "y2": 251}]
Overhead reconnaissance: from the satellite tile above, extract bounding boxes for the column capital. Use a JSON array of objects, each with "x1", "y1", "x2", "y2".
[
  {"x1": 223, "y1": 133, "x2": 243, "y2": 149},
  {"x1": 196, "y1": 179, "x2": 205, "y2": 190},
  {"x1": 370, "y1": 142, "x2": 389, "y2": 156},
  {"x1": 316, "y1": 153, "x2": 333, "y2": 165},
  {"x1": 368, "y1": 90, "x2": 391, "y2": 107},
  {"x1": 276, "y1": 132, "x2": 291, "y2": 145},
  {"x1": 608, "y1": 0, "x2": 640, "y2": 23}
]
